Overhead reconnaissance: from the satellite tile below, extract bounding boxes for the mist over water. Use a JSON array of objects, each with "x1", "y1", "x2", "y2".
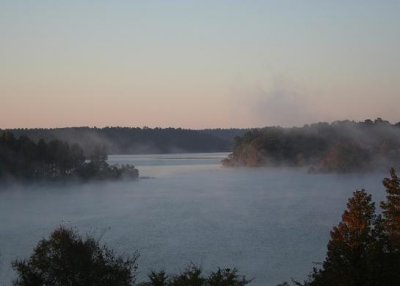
[{"x1": 0, "y1": 153, "x2": 389, "y2": 286}]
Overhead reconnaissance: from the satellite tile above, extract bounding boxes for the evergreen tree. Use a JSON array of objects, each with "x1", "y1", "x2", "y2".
[
  {"x1": 145, "y1": 270, "x2": 169, "y2": 286},
  {"x1": 169, "y1": 264, "x2": 205, "y2": 286},
  {"x1": 381, "y1": 168, "x2": 400, "y2": 251},
  {"x1": 378, "y1": 168, "x2": 400, "y2": 284},
  {"x1": 282, "y1": 171, "x2": 400, "y2": 286},
  {"x1": 140, "y1": 266, "x2": 251, "y2": 286},
  {"x1": 0, "y1": 131, "x2": 138, "y2": 181},
  {"x1": 310, "y1": 190, "x2": 380, "y2": 286},
  {"x1": 207, "y1": 268, "x2": 251, "y2": 286}
]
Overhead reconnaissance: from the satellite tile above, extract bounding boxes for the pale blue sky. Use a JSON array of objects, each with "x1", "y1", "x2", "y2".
[{"x1": 1, "y1": 1, "x2": 399, "y2": 128}]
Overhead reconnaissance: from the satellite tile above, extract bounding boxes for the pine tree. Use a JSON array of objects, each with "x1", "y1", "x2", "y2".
[
  {"x1": 311, "y1": 190, "x2": 379, "y2": 286},
  {"x1": 376, "y1": 168, "x2": 400, "y2": 285},
  {"x1": 380, "y1": 168, "x2": 400, "y2": 251}
]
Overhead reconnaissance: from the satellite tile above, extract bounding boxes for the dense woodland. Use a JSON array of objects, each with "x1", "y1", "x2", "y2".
[
  {"x1": 223, "y1": 119, "x2": 400, "y2": 173},
  {"x1": 4, "y1": 119, "x2": 400, "y2": 176},
  {"x1": 0, "y1": 131, "x2": 138, "y2": 182},
  {"x1": 4, "y1": 127, "x2": 247, "y2": 156}
]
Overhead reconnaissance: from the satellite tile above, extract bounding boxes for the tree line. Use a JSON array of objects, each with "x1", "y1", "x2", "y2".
[
  {"x1": 5, "y1": 127, "x2": 247, "y2": 155},
  {"x1": 0, "y1": 131, "x2": 138, "y2": 182},
  {"x1": 223, "y1": 118, "x2": 400, "y2": 173}
]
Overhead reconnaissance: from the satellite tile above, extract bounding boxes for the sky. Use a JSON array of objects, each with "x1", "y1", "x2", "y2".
[{"x1": 1, "y1": 0, "x2": 399, "y2": 129}]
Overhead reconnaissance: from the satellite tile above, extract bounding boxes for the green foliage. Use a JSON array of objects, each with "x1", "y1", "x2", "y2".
[
  {"x1": 319, "y1": 142, "x2": 371, "y2": 173},
  {"x1": 224, "y1": 119, "x2": 400, "y2": 172},
  {"x1": 12, "y1": 226, "x2": 138, "y2": 286}
]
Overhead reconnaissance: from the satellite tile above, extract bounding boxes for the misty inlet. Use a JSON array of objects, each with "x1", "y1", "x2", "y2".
[{"x1": 0, "y1": 152, "x2": 388, "y2": 286}]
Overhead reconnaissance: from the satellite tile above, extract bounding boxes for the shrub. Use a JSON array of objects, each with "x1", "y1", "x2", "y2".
[{"x1": 12, "y1": 226, "x2": 138, "y2": 286}]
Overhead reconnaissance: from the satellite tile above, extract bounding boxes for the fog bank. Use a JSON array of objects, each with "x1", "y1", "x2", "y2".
[{"x1": 0, "y1": 153, "x2": 390, "y2": 285}]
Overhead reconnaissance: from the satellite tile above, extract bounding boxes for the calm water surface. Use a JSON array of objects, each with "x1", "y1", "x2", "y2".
[{"x1": 0, "y1": 153, "x2": 388, "y2": 285}]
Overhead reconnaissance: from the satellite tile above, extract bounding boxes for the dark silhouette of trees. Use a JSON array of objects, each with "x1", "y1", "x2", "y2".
[
  {"x1": 5, "y1": 127, "x2": 248, "y2": 155},
  {"x1": 13, "y1": 227, "x2": 250, "y2": 286},
  {"x1": 377, "y1": 168, "x2": 400, "y2": 284},
  {"x1": 207, "y1": 268, "x2": 251, "y2": 286},
  {"x1": 89, "y1": 144, "x2": 108, "y2": 163},
  {"x1": 281, "y1": 169, "x2": 400, "y2": 286},
  {"x1": 139, "y1": 265, "x2": 251, "y2": 286},
  {"x1": 12, "y1": 226, "x2": 138, "y2": 286},
  {"x1": 143, "y1": 270, "x2": 169, "y2": 286},
  {"x1": 168, "y1": 265, "x2": 206, "y2": 286},
  {"x1": 0, "y1": 132, "x2": 85, "y2": 180},
  {"x1": 309, "y1": 190, "x2": 382, "y2": 286},
  {"x1": 381, "y1": 168, "x2": 400, "y2": 251},
  {"x1": 0, "y1": 131, "x2": 138, "y2": 182}
]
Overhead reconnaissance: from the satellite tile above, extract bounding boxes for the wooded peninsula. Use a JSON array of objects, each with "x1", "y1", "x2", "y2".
[{"x1": 223, "y1": 118, "x2": 400, "y2": 173}]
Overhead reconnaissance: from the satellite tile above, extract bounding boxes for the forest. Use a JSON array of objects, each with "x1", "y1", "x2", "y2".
[
  {"x1": 0, "y1": 131, "x2": 138, "y2": 182},
  {"x1": 223, "y1": 119, "x2": 400, "y2": 173},
  {"x1": 4, "y1": 127, "x2": 247, "y2": 156}
]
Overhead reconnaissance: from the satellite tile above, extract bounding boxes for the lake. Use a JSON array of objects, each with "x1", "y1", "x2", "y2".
[{"x1": 0, "y1": 153, "x2": 389, "y2": 285}]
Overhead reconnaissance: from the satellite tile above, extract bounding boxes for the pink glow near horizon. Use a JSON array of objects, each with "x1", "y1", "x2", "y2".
[{"x1": 1, "y1": 1, "x2": 399, "y2": 128}]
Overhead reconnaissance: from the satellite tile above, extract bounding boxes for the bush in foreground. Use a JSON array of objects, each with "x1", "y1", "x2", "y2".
[
  {"x1": 139, "y1": 264, "x2": 251, "y2": 286},
  {"x1": 12, "y1": 227, "x2": 250, "y2": 286},
  {"x1": 12, "y1": 226, "x2": 138, "y2": 286}
]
